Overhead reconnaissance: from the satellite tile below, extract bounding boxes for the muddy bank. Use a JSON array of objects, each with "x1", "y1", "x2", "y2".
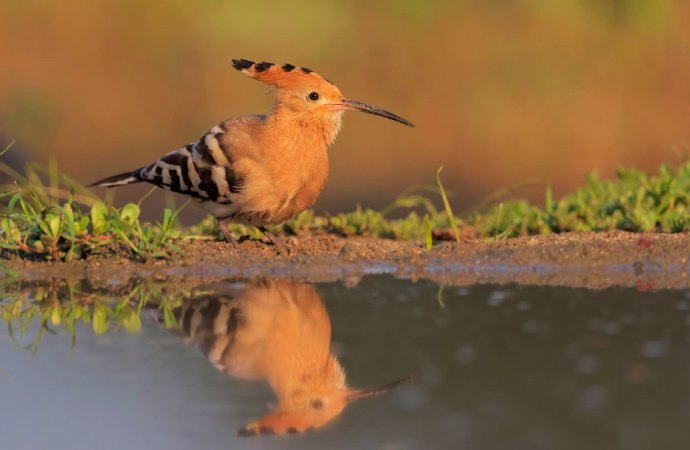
[{"x1": 3, "y1": 231, "x2": 690, "y2": 289}]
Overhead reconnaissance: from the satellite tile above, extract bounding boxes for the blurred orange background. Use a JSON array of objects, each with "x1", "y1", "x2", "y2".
[{"x1": 1, "y1": 0, "x2": 689, "y2": 220}]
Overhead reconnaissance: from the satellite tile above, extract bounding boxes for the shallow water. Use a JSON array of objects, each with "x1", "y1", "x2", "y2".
[{"x1": 2, "y1": 276, "x2": 690, "y2": 450}]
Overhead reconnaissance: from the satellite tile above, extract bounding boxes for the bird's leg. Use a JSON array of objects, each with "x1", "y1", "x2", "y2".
[
  {"x1": 259, "y1": 226, "x2": 290, "y2": 255},
  {"x1": 218, "y1": 219, "x2": 239, "y2": 245}
]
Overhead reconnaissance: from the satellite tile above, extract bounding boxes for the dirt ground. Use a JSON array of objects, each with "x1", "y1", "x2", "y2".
[{"x1": 3, "y1": 231, "x2": 690, "y2": 290}]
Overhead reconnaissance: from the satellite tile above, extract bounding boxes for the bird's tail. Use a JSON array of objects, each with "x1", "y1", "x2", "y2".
[{"x1": 88, "y1": 170, "x2": 141, "y2": 188}]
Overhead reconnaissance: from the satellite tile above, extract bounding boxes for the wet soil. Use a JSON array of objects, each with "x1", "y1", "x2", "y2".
[{"x1": 3, "y1": 231, "x2": 690, "y2": 289}]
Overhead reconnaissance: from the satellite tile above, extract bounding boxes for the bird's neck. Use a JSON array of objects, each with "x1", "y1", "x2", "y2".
[
  {"x1": 266, "y1": 107, "x2": 343, "y2": 149},
  {"x1": 271, "y1": 354, "x2": 347, "y2": 405}
]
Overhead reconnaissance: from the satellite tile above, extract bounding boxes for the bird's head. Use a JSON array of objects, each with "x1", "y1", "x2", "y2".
[
  {"x1": 236, "y1": 374, "x2": 414, "y2": 437},
  {"x1": 232, "y1": 59, "x2": 414, "y2": 141}
]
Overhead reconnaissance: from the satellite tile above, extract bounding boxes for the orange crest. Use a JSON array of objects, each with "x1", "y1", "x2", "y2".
[{"x1": 231, "y1": 58, "x2": 333, "y2": 89}]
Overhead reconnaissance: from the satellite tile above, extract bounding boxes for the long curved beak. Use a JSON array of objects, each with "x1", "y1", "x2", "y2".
[
  {"x1": 344, "y1": 374, "x2": 415, "y2": 402},
  {"x1": 329, "y1": 99, "x2": 415, "y2": 127}
]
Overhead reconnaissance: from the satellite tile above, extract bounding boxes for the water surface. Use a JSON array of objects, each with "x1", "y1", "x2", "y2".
[{"x1": 2, "y1": 276, "x2": 690, "y2": 449}]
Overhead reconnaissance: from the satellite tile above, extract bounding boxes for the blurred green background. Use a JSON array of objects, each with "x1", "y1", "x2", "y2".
[{"x1": 1, "y1": 0, "x2": 689, "y2": 220}]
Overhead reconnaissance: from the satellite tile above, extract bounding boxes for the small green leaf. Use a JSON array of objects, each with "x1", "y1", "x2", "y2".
[
  {"x1": 90, "y1": 201, "x2": 107, "y2": 234},
  {"x1": 92, "y1": 303, "x2": 109, "y2": 335},
  {"x1": 424, "y1": 214, "x2": 432, "y2": 250},
  {"x1": 79, "y1": 216, "x2": 90, "y2": 233},
  {"x1": 1, "y1": 218, "x2": 21, "y2": 243},
  {"x1": 62, "y1": 203, "x2": 74, "y2": 223},
  {"x1": 122, "y1": 309, "x2": 142, "y2": 333},
  {"x1": 50, "y1": 306, "x2": 62, "y2": 325},
  {"x1": 46, "y1": 214, "x2": 61, "y2": 238},
  {"x1": 162, "y1": 208, "x2": 173, "y2": 229},
  {"x1": 120, "y1": 203, "x2": 140, "y2": 226},
  {"x1": 163, "y1": 305, "x2": 177, "y2": 329}
]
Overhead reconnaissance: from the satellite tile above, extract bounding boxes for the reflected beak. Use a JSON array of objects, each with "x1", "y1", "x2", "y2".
[
  {"x1": 329, "y1": 99, "x2": 415, "y2": 127},
  {"x1": 344, "y1": 374, "x2": 415, "y2": 402}
]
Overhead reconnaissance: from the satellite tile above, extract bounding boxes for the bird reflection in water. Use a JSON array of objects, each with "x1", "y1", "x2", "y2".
[{"x1": 153, "y1": 279, "x2": 411, "y2": 437}]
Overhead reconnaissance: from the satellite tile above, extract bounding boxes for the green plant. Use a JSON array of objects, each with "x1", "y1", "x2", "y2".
[
  {"x1": 0, "y1": 280, "x2": 189, "y2": 353},
  {"x1": 3, "y1": 139, "x2": 690, "y2": 262},
  {"x1": 436, "y1": 166, "x2": 461, "y2": 243},
  {"x1": 1, "y1": 144, "x2": 191, "y2": 261}
]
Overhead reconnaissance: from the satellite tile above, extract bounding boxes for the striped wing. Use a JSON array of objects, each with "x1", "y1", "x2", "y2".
[
  {"x1": 136, "y1": 124, "x2": 242, "y2": 204},
  {"x1": 173, "y1": 295, "x2": 244, "y2": 369},
  {"x1": 148, "y1": 294, "x2": 267, "y2": 377}
]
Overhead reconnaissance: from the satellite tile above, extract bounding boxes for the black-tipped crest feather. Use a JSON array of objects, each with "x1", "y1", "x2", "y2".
[{"x1": 232, "y1": 59, "x2": 255, "y2": 71}]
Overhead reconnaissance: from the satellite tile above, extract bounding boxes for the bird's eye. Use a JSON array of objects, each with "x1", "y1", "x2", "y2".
[
  {"x1": 307, "y1": 91, "x2": 320, "y2": 102},
  {"x1": 309, "y1": 399, "x2": 323, "y2": 409}
]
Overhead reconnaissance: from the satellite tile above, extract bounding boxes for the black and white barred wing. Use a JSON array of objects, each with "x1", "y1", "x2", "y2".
[
  {"x1": 146, "y1": 294, "x2": 266, "y2": 378},
  {"x1": 136, "y1": 124, "x2": 244, "y2": 203},
  {"x1": 90, "y1": 124, "x2": 243, "y2": 206}
]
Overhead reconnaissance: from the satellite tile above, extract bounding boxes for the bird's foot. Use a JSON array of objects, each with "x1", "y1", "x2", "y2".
[
  {"x1": 259, "y1": 227, "x2": 292, "y2": 256},
  {"x1": 218, "y1": 221, "x2": 239, "y2": 246}
]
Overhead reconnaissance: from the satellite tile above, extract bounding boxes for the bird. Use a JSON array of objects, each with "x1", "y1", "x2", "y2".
[
  {"x1": 148, "y1": 279, "x2": 412, "y2": 436},
  {"x1": 89, "y1": 58, "x2": 414, "y2": 248}
]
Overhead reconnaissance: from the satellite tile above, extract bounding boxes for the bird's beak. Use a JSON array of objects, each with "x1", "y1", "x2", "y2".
[
  {"x1": 329, "y1": 99, "x2": 415, "y2": 127},
  {"x1": 344, "y1": 374, "x2": 415, "y2": 402}
]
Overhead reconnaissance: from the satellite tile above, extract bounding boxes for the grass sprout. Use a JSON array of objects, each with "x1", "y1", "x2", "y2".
[{"x1": 436, "y1": 166, "x2": 461, "y2": 243}]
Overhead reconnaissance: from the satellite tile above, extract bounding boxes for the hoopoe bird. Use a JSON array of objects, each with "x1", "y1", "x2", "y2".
[
  {"x1": 152, "y1": 279, "x2": 411, "y2": 436},
  {"x1": 90, "y1": 59, "x2": 414, "y2": 246}
]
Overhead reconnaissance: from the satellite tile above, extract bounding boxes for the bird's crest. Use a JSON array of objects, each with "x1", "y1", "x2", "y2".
[{"x1": 232, "y1": 59, "x2": 332, "y2": 88}]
